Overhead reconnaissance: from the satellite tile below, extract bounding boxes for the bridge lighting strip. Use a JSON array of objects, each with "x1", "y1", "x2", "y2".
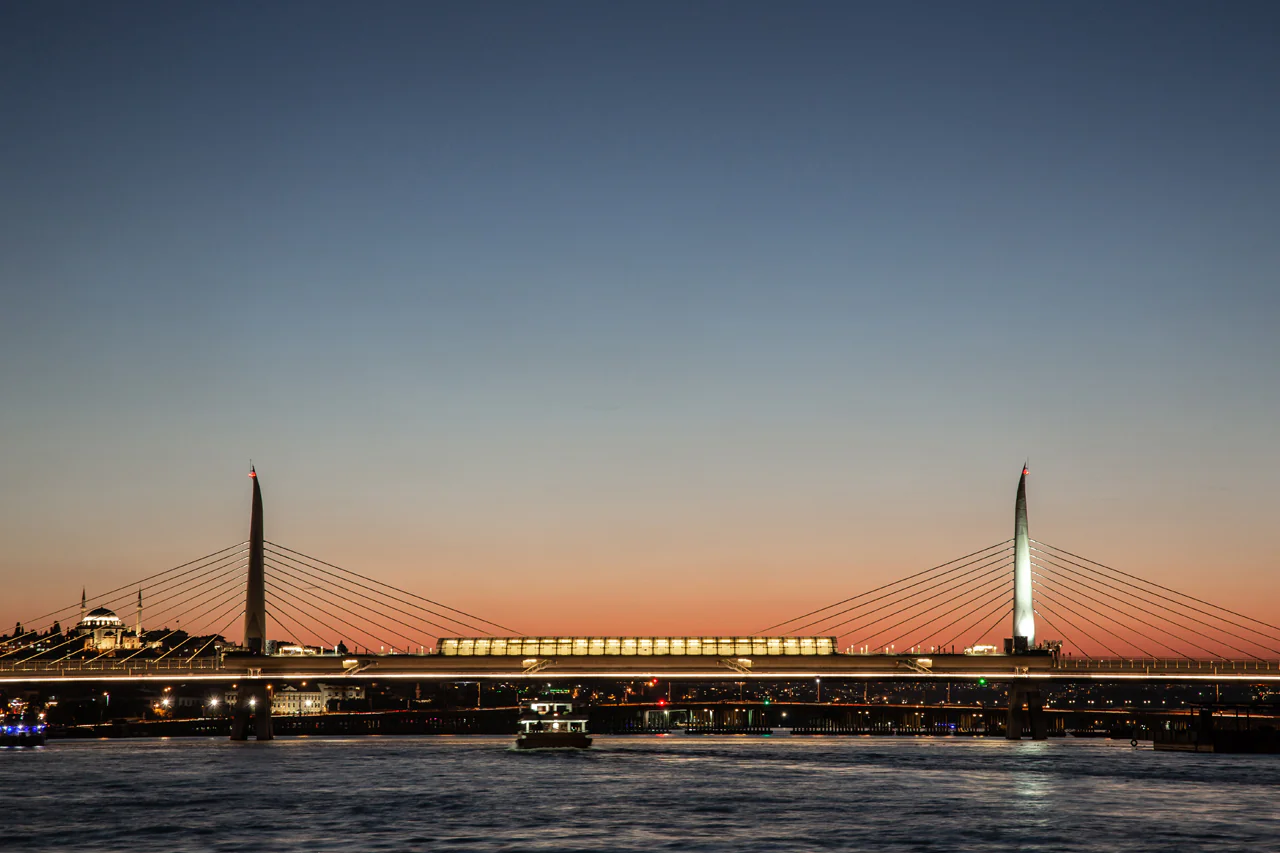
[{"x1": 4, "y1": 672, "x2": 1280, "y2": 684}]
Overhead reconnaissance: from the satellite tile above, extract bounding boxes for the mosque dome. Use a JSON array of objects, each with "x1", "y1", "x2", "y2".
[{"x1": 79, "y1": 607, "x2": 124, "y2": 630}]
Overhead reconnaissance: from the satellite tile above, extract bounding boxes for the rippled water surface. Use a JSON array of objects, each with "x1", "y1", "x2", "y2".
[{"x1": 4, "y1": 736, "x2": 1278, "y2": 851}]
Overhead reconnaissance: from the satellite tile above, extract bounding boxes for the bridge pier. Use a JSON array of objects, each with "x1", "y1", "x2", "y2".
[
  {"x1": 230, "y1": 681, "x2": 273, "y2": 741},
  {"x1": 1006, "y1": 684, "x2": 1047, "y2": 740}
]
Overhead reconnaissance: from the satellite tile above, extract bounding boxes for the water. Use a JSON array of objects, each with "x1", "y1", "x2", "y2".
[{"x1": 4, "y1": 736, "x2": 1278, "y2": 851}]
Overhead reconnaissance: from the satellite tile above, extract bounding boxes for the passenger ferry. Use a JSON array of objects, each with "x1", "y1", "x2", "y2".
[
  {"x1": 1, "y1": 720, "x2": 47, "y2": 747},
  {"x1": 515, "y1": 700, "x2": 592, "y2": 749}
]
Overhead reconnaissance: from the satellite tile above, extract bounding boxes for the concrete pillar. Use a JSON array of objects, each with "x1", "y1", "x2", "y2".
[
  {"x1": 230, "y1": 692, "x2": 249, "y2": 740},
  {"x1": 1012, "y1": 467, "x2": 1035, "y2": 648},
  {"x1": 1006, "y1": 688, "x2": 1023, "y2": 740},
  {"x1": 230, "y1": 682, "x2": 273, "y2": 741},
  {"x1": 1006, "y1": 685, "x2": 1048, "y2": 741},
  {"x1": 1026, "y1": 688, "x2": 1047, "y2": 740},
  {"x1": 254, "y1": 682, "x2": 274, "y2": 741}
]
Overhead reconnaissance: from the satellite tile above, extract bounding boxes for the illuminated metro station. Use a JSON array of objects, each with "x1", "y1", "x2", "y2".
[{"x1": 437, "y1": 637, "x2": 837, "y2": 657}]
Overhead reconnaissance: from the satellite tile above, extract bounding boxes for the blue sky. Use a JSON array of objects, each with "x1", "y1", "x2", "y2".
[{"x1": 2, "y1": 2, "x2": 1277, "y2": 633}]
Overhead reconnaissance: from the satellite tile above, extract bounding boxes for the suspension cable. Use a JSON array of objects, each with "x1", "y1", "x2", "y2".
[
  {"x1": 754, "y1": 541, "x2": 1012, "y2": 634},
  {"x1": 1032, "y1": 592, "x2": 1118, "y2": 658},
  {"x1": 1032, "y1": 581, "x2": 1149, "y2": 657},
  {"x1": 1, "y1": 544, "x2": 248, "y2": 655},
  {"x1": 263, "y1": 592, "x2": 354, "y2": 651},
  {"x1": 185, "y1": 610, "x2": 246, "y2": 664},
  {"x1": 939, "y1": 600, "x2": 1010, "y2": 653},
  {"x1": 899, "y1": 582, "x2": 1012, "y2": 652},
  {"x1": 1034, "y1": 541, "x2": 1280, "y2": 638},
  {"x1": 849, "y1": 570, "x2": 1011, "y2": 650},
  {"x1": 1032, "y1": 546, "x2": 1280, "y2": 651},
  {"x1": 265, "y1": 604, "x2": 327, "y2": 650},
  {"x1": 1032, "y1": 606, "x2": 1088, "y2": 659},
  {"x1": 831, "y1": 557, "x2": 1010, "y2": 642},
  {"x1": 264, "y1": 570, "x2": 424, "y2": 652},
  {"x1": 806, "y1": 549, "x2": 1012, "y2": 636},
  {"x1": 123, "y1": 582, "x2": 247, "y2": 663},
  {"x1": 263, "y1": 578, "x2": 399, "y2": 652},
  {"x1": 264, "y1": 550, "x2": 484, "y2": 637},
  {"x1": 1033, "y1": 556, "x2": 1268, "y2": 659},
  {"x1": 1033, "y1": 567, "x2": 1201, "y2": 659},
  {"x1": 265, "y1": 541, "x2": 519, "y2": 634}
]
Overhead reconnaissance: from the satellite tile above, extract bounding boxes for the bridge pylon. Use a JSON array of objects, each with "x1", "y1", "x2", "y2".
[
  {"x1": 244, "y1": 466, "x2": 267, "y2": 654},
  {"x1": 231, "y1": 467, "x2": 272, "y2": 741},
  {"x1": 1011, "y1": 465, "x2": 1035, "y2": 652}
]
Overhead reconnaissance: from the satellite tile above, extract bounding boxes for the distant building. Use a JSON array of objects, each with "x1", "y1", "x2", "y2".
[
  {"x1": 223, "y1": 683, "x2": 365, "y2": 715},
  {"x1": 268, "y1": 641, "x2": 322, "y2": 655},
  {"x1": 75, "y1": 607, "x2": 141, "y2": 654},
  {"x1": 74, "y1": 588, "x2": 157, "y2": 655},
  {"x1": 272, "y1": 685, "x2": 324, "y2": 715},
  {"x1": 321, "y1": 684, "x2": 365, "y2": 710}
]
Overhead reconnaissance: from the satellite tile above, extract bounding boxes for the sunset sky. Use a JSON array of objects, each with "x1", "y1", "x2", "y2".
[{"x1": 2, "y1": 2, "x2": 1278, "y2": 640}]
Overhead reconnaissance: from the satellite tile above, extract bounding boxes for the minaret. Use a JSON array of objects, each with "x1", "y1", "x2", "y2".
[
  {"x1": 80, "y1": 588, "x2": 87, "y2": 623},
  {"x1": 1012, "y1": 465, "x2": 1035, "y2": 649},
  {"x1": 136, "y1": 588, "x2": 142, "y2": 638},
  {"x1": 243, "y1": 466, "x2": 267, "y2": 654}
]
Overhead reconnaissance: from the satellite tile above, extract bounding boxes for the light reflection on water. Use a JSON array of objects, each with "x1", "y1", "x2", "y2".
[{"x1": 4, "y1": 736, "x2": 1278, "y2": 852}]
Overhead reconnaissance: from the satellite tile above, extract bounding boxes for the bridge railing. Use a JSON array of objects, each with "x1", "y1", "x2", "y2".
[
  {"x1": 0, "y1": 658, "x2": 223, "y2": 674},
  {"x1": 1057, "y1": 658, "x2": 1280, "y2": 673}
]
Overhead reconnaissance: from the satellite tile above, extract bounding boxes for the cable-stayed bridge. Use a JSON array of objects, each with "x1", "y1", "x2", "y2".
[{"x1": 3, "y1": 468, "x2": 1278, "y2": 739}]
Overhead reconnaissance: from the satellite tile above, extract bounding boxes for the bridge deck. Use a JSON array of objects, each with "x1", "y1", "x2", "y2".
[{"x1": 3, "y1": 653, "x2": 1278, "y2": 683}]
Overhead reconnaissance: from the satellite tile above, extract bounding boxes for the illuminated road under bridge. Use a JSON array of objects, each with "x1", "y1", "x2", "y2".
[{"x1": 4, "y1": 466, "x2": 1280, "y2": 741}]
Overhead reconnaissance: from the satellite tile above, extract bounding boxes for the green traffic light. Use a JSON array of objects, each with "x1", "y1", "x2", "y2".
[{"x1": 978, "y1": 678, "x2": 987, "y2": 686}]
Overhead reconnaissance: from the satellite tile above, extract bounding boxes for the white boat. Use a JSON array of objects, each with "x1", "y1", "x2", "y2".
[{"x1": 515, "y1": 699, "x2": 592, "y2": 749}]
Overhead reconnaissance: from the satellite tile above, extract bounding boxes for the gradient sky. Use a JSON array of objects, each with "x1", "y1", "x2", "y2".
[{"x1": 2, "y1": 2, "x2": 1278, "y2": 639}]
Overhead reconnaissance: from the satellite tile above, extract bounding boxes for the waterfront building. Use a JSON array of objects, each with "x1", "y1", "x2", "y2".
[
  {"x1": 320, "y1": 684, "x2": 365, "y2": 709},
  {"x1": 272, "y1": 685, "x2": 324, "y2": 715},
  {"x1": 223, "y1": 683, "x2": 365, "y2": 715}
]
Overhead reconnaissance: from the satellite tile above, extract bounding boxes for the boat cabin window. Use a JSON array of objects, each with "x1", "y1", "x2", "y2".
[{"x1": 529, "y1": 702, "x2": 573, "y2": 715}]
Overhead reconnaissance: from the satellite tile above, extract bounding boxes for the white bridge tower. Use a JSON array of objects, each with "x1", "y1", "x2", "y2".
[{"x1": 1012, "y1": 465, "x2": 1035, "y2": 651}]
